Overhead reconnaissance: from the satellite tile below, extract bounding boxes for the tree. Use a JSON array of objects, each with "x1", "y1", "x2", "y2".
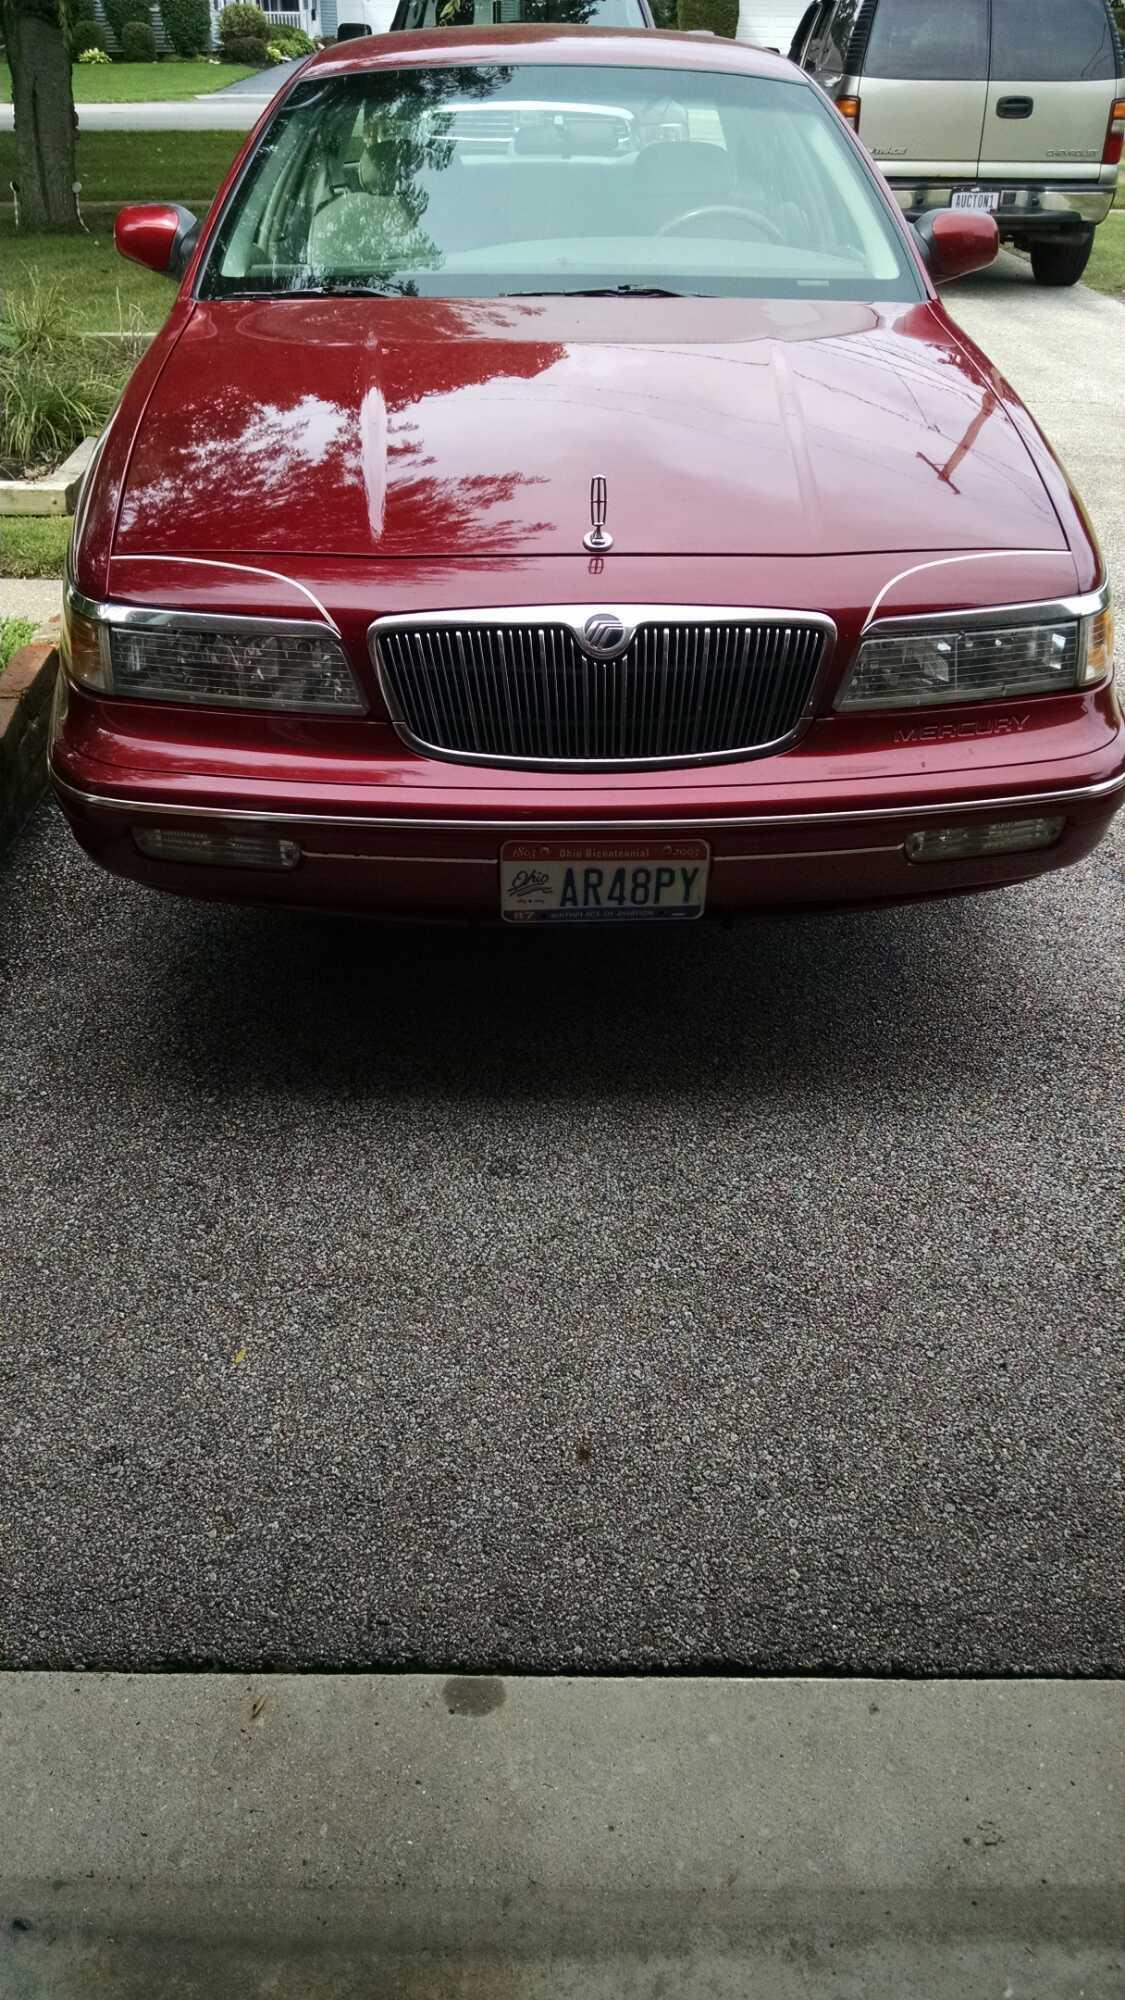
[
  {"x1": 160, "y1": 0, "x2": 211, "y2": 55},
  {"x1": 676, "y1": 0, "x2": 737, "y2": 34},
  {"x1": 1, "y1": 0, "x2": 80, "y2": 233}
]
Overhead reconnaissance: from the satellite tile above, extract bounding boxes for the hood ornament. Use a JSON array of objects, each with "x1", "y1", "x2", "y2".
[{"x1": 583, "y1": 474, "x2": 614, "y2": 554}]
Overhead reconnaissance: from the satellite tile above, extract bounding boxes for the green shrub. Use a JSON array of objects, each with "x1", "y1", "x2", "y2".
[
  {"x1": 0, "y1": 357, "x2": 121, "y2": 477},
  {"x1": 101, "y1": 0, "x2": 140, "y2": 46},
  {"x1": 264, "y1": 24, "x2": 314, "y2": 53},
  {"x1": 676, "y1": 0, "x2": 737, "y2": 33},
  {"x1": 159, "y1": 0, "x2": 211, "y2": 54},
  {"x1": 119, "y1": 16, "x2": 157, "y2": 56},
  {"x1": 76, "y1": 42, "x2": 112, "y2": 60},
  {"x1": 69, "y1": 16, "x2": 107, "y2": 54},
  {"x1": 217, "y1": 1, "x2": 269, "y2": 40},
  {"x1": 0, "y1": 277, "x2": 71, "y2": 366},
  {"x1": 222, "y1": 31, "x2": 269, "y2": 60},
  {"x1": 0, "y1": 618, "x2": 37, "y2": 673},
  {"x1": 0, "y1": 279, "x2": 125, "y2": 478}
]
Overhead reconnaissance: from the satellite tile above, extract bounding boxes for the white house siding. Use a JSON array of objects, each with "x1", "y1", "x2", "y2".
[
  {"x1": 737, "y1": 2, "x2": 806, "y2": 51},
  {"x1": 90, "y1": 0, "x2": 175, "y2": 51}
]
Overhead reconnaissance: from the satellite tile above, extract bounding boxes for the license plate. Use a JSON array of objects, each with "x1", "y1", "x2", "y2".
[
  {"x1": 951, "y1": 189, "x2": 1000, "y2": 212},
  {"x1": 500, "y1": 840, "x2": 710, "y2": 924}
]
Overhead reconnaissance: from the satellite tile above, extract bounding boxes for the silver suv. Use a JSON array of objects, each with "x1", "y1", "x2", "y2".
[{"x1": 791, "y1": 0, "x2": 1124, "y2": 285}]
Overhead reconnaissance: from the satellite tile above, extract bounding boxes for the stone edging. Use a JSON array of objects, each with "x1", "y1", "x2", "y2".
[{"x1": 0, "y1": 624, "x2": 59, "y2": 852}]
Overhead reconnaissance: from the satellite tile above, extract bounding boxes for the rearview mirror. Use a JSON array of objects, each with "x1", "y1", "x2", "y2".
[
  {"x1": 914, "y1": 208, "x2": 999, "y2": 284},
  {"x1": 115, "y1": 203, "x2": 201, "y2": 281}
]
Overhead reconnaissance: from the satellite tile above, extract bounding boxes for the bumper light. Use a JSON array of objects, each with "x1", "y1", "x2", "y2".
[
  {"x1": 839, "y1": 600, "x2": 1112, "y2": 711},
  {"x1": 904, "y1": 817, "x2": 1065, "y2": 864},
  {"x1": 132, "y1": 827, "x2": 301, "y2": 870}
]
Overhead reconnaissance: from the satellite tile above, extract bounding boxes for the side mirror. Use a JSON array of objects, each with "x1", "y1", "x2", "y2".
[
  {"x1": 914, "y1": 207, "x2": 999, "y2": 284},
  {"x1": 115, "y1": 203, "x2": 201, "y2": 281}
]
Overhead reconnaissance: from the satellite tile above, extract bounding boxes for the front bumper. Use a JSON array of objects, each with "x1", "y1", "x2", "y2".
[
  {"x1": 891, "y1": 180, "x2": 1117, "y2": 233},
  {"x1": 51, "y1": 761, "x2": 1125, "y2": 921}
]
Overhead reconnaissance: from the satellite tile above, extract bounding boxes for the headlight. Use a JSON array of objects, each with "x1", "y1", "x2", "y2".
[
  {"x1": 62, "y1": 587, "x2": 365, "y2": 715},
  {"x1": 837, "y1": 594, "x2": 1114, "y2": 712}
]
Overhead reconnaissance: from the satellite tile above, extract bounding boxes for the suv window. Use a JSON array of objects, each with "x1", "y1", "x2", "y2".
[
  {"x1": 863, "y1": 0, "x2": 989, "y2": 82},
  {"x1": 989, "y1": 0, "x2": 1117, "y2": 84},
  {"x1": 807, "y1": 0, "x2": 866, "y2": 70}
]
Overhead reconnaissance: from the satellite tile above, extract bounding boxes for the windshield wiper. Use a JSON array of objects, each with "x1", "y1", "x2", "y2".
[
  {"x1": 504, "y1": 285, "x2": 698, "y2": 298},
  {"x1": 218, "y1": 282, "x2": 420, "y2": 300}
]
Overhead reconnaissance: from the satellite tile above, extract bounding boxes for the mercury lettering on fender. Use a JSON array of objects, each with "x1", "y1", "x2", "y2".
[{"x1": 894, "y1": 716, "x2": 1032, "y2": 745}]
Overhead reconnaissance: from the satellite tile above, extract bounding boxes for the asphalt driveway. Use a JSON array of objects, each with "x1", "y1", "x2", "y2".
[{"x1": 0, "y1": 260, "x2": 1121, "y2": 1675}]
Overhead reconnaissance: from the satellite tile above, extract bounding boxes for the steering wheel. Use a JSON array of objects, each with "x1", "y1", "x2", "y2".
[{"x1": 658, "y1": 203, "x2": 786, "y2": 244}]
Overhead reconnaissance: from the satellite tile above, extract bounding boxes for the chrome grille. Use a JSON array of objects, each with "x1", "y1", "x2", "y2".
[{"x1": 372, "y1": 610, "x2": 831, "y2": 769}]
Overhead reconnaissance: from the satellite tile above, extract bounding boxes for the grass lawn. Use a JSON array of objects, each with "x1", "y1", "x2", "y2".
[
  {"x1": 1086, "y1": 209, "x2": 1125, "y2": 300},
  {"x1": 0, "y1": 614, "x2": 36, "y2": 667},
  {"x1": 1, "y1": 230, "x2": 173, "y2": 330},
  {"x1": 0, "y1": 129, "x2": 240, "y2": 206},
  {"x1": 0, "y1": 61, "x2": 255, "y2": 102},
  {"x1": 0, "y1": 519, "x2": 72, "y2": 580}
]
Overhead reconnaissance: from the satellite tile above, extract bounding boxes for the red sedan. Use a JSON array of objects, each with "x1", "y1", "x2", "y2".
[{"x1": 53, "y1": 27, "x2": 1121, "y2": 925}]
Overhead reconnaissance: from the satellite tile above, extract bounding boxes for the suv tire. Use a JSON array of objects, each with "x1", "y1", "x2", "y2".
[{"x1": 1029, "y1": 231, "x2": 1095, "y2": 287}]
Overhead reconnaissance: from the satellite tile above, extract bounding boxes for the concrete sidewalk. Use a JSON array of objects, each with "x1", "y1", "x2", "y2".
[
  {"x1": 2, "y1": 1674, "x2": 1121, "y2": 1998},
  {"x1": 0, "y1": 578, "x2": 61, "y2": 627}
]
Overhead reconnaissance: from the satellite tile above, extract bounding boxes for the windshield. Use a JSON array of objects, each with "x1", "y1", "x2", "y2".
[{"x1": 200, "y1": 62, "x2": 923, "y2": 303}]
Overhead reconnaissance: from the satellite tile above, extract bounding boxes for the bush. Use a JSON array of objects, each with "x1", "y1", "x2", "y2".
[
  {"x1": 217, "y1": 1, "x2": 269, "y2": 40},
  {"x1": 0, "y1": 618, "x2": 36, "y2": 673},
  {"x1": 159, "y1": 0, "x2": 211, "y2": 54},
  {"x1": 69, "y1": 16, "x2": 107, "y2": 54},
  {"x1": 0, "y1": 356, "x2": 121, "y2": 476},
  {"x1": 264, "y1": 24, "x2": 314, "y2": 53},
  {"x1": 0, "y1": 277, "x2": 71, "y2": 366},
  {"x1": 77, "y1": 42, "x2": 112, "y2": 60},
  {"x1": 101, "y1": 0, "x2": 139, "y2": 46},
  {"x1": 0, "y1": 290, "x2": 124, "y2": 478},
  {"x1": 222, "y1": 32, "x2": 269, "y2": 61},
  {"x1": 119, "y1": 16, "x2": 157, "y2": 56},
  {"x1": 676, "y1": 0, "x2": 736, "y2": 33}
]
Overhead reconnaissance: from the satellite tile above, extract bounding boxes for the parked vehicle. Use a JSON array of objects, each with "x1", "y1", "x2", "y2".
[
  {"x1": 336, "y1": 0, "x2": 398, "y2": 38},
  {"x1": 389, "y1": 0, "x2": 655, "y2": 28},
  {"x1": 55, "y1": 32, "x2": 1121, "y2": 925},
  {"x1": 792, "y1": 0, "x2": 1125, "y2": 286}
]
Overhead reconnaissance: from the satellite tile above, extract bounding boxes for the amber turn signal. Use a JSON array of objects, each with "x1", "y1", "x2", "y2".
[
  {"x1": 60, "y1": 590, "x2": 109, "y2": 692},
  {"x1": 1082, "y1": 604, "x2": 1115, "y2": 684},
  {"x1": 835, "y1": 96, "x2": 861, "y2": 129}
]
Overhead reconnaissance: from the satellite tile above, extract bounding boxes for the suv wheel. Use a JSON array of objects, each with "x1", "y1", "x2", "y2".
[{"x1": 1029, "y1": 231, "x2": 1095, "y2": 288}]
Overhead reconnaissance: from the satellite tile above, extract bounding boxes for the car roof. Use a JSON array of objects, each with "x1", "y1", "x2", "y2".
[{"x1": 300, "y1": 24, "x2": 801, "y2": 85}]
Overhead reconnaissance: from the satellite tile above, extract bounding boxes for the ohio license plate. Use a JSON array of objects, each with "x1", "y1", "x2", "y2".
[
  {"x1": 951, "y1": 188, "x2": 1000, "y2": 211},
  {"x1": 500, "y1": 840, "x2": 710, "y2": 924}
]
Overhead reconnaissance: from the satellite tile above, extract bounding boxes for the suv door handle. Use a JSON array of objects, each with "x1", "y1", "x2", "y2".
[{"x1": 997, "y1": 96, "x2": 1034, "y2": 118}]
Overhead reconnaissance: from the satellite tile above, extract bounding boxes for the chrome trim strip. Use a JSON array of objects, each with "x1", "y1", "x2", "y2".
[
  {"x1": 106, "y1": 555, "x2": 343, "y2": 637},
  {"x1": 294, "y1": 846, "x2": 904, "y2": 865},
  {"x1": 301, "y1": 851, "x2": 498, "y2": 864},
  {"x1": 861, "y1": 582, "x2": 1111, "y2": 639},
  {"x1": 50, "y1": 763, "x2": 1125, "y2": 830},
  {"x1": 368, "y1": 604, "x2": 838, "y2": 773},
  {"x1": 67, "y1": 582, "x2": 343, "y2": 647},
  {"x1": 862, "y1": 555, "x2": 1078, "y2": 631}
]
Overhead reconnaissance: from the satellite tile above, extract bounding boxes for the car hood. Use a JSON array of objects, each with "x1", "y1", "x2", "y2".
[{"x1": 116, "y1": 295, "x2": 1065, "y2": 561}]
